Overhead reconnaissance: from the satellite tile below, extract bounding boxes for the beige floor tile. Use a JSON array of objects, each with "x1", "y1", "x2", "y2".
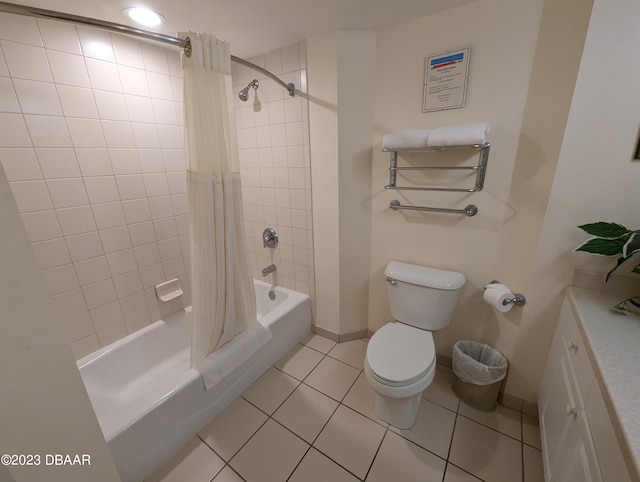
[
  {"x1": 146, "y1": 437, "x2": 224, "y2": 482},
  {"x1": 390, "y1": 399, "x2": 456, "y2": 458},
  {"x1": 198, "y1": 397, "x2": 267, "y2": 461},
  {"x1": 273, "y1": 382, "x2": 339, "y2": 443},
  {"x1": 423, "y1": 369, "x2": 460, "y2": 412},
  {"x1": 443, "y1": 463, "x2": 483, "y2": 481},
  {"x1": 366, "y1": 431, "x2": 447, "y2": 482},
  {"x1": 288, "y1": 448, "x2": 360, "y2": 482},
  {"x1": 301, "y1": 332, "x2": 336, "y2": 353},
  {"x1": 274, "y1": 343, "x2": 324, "y2": 380},
  {"x1": 230, "y1": 419, "x2": 309, "y2": 482},
  {"x1": 241, "y1": 366, "x2": 299, "y2": 414},
  {"x1": 449, "y1": 416, "x2": 522, "y2": 482},
  {"x1": 458, "y1": 401, "x2": 522, "y2": 440},
  {"x1": 523, "y1": 414, "x2": 542, "y2": 449},
  {"x1": 523, "y1": 444, "x2": 544, "y2": 482},
  {"x1": 304, "y1": 356, "x2": 360, "y2": 401},
  {"x1": 211, "y1": 466, "x2": 244, "y2": 482},
  {"x1": 314, "y1": 404, "x2": 386, "y2": 479},
  {"x1": 328, "y1": 339, "x2": 367, "y2": 369},
  {"x1": 342, "y1": 371, "x2": 388, "y2": 426}
]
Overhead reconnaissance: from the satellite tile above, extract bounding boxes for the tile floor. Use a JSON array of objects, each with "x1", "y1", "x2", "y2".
[{"x1": 147, "y1": 334, "x2": 544, "y2": 482}]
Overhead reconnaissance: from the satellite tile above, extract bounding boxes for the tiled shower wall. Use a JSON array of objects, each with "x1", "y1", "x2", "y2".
[
  {"x1": 232, "y1": 44, "x2": 314, "y2": 305},
  {"x1": 0, "y1": 13, "x2": 314, "y2": 360}
]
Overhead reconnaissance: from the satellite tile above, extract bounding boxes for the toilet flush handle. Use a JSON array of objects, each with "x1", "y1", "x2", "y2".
[{"x1": 386, "y1": 277, "x2": 398, "y2": 287}]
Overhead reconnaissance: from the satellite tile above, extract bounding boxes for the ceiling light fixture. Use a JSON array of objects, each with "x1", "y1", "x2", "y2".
[{"x1": 124, "y1": 7, "x2": 165, "y2": 27}]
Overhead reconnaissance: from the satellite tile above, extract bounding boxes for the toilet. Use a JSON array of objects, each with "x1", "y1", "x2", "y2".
[{"x1": 364, "y1": 261, "x2": 465, "y2": 429}]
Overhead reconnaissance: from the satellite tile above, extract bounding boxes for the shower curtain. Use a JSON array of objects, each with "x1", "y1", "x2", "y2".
[{"x1": 181, "y1": 32, "x2": 257, "y2": 374}]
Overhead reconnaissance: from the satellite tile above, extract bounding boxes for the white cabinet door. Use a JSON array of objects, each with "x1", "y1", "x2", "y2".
[{"x1": 555, "y1": 412, "x2": 602, "y2": 482}]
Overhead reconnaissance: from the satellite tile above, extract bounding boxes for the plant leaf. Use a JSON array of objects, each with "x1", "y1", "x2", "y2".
[
  {"x1": 577, "y1": 222, "x2": 630, "y2": 239},
  {"x1": 632, "y1": 261, "x2": 640, "y2": 275},
  {"x1": 622, "y1": 233, "x2": 640, "y2": 258},
  {"x1": 605, "y1": 255, "x2": 633, "y2": 281},
  {"x1": 576, "y1": 236, "x2": 627, "y2": 256}
]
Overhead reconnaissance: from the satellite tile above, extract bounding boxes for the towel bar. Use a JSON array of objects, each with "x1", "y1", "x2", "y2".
[{"x1": 389, "y1": 200, "x2": 478, "y2": 217}]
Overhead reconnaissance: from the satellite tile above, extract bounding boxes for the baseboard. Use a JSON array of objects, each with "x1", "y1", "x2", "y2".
[{"x1": 311, "y1": 325, "x2": 368, "y2": 343}]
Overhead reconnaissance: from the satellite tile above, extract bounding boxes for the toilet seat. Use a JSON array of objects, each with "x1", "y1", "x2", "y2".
[{"x1": 367, "y1": 322, "x2": 435, "y2": 387}]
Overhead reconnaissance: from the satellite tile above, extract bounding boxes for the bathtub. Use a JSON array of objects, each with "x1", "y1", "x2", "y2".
[{"x1": 77, "y1": 280, "x2": 311, "y2": 482}]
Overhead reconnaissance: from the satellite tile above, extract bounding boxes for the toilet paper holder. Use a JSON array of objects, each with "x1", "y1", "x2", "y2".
[{"x1": 483, "y1": 280, "x2": 526, "y2": 307}]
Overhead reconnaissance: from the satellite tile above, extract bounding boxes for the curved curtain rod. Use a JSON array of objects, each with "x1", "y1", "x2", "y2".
[{"x1": 0, "y1": 1, "x2": 295, "y2": 96}]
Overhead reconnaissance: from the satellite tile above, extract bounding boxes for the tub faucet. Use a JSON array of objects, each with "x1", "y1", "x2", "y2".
[{"x1": 262, "y1": 264, "x2": 277, "y2": 277}]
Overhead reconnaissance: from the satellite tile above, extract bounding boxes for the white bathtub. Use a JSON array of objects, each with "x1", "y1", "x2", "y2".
[{"x1": 77, "y1": 280, "x2": 311, "y2": 482}]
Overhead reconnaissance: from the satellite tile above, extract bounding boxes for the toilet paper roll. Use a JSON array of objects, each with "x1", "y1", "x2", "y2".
[{"x1": 483, "y1": 283, "x2": 514, "y2": 312}]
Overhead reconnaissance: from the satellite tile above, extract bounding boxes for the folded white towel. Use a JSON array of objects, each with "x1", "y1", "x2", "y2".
[
  {"x1": 197, "y1": 321, "x2": 272, "y2": 390},
  {"x1": 382, "y1": 129, "x2": 431, "y2": 150},
  {"x1": 427, "y1": 123, "x2": 490, "y2": 147}
]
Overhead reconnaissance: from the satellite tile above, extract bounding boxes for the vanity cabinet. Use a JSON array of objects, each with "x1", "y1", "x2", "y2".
[{"x1": 538, "y1": 296, "x2": 632, "y2": 482}]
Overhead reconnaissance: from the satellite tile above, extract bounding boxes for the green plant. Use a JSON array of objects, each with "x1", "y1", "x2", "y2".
[{"x1": 576, "y1": 222, "x2": 640, "y2": 315}]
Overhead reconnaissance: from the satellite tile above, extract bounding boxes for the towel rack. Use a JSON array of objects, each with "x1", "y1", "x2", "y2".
[{"x1": 383, "y1": 142, "x2": 489, "y2": 216}]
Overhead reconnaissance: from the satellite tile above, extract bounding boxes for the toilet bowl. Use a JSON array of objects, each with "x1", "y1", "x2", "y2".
[{"x1": 365, "y1": 262, "x2": 465, "y2": 429}]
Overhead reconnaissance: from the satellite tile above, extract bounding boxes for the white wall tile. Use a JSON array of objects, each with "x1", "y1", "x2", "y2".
[
  {"x1": 116, "y1": 174, "x2": 146, "y2": 200},
  {"x1": 106, "y1": 249, "x2": 137, "y2": 276},
  {"x1": 74, "y1": 256, "x2": 111, "y2": 286},
  {"x1": 38, "y1": 19, "x2": 81, "y2": 54},
  {"x1": 9, "y1": 180, "x2": 52, "y2": 212},
  {"x1": 86, "y1": 58, "x2": 122, "y2": 92},
  {"x1": 0, "y1": 148, "x2": 42, "y2": 180},
  {"x1": 163, "y1": 256, "x2": 186, "y2": 279},
  {"x1": 113, "y1": 271, "x2": 143, "y2": 298},
  {"x1": 131, "y1": 122, "x2": 160, "y2": 148},
  {"x1": 31, "y1": 237, "x2": 71, "y2": 270},
  {"x1": 139, "y1": 263, "x2": 164, "y2": 289},
  {"x1": 0, "y1": 14, "x2": 42, "y2": 46},
  {"x1": 20, "y1": 210, "x2": 62, "y2": 242},
  {"x1": 83, "y1": 278, "x2": 117, "y2": 310},
  {"x1": 97, "y1": 322, "x2": 127, "y2": 347},
  {"x1": 46, "y1": 50, "x2": 90, "y2": 87},
  {"x1": 101, "y1": 120, "x2": 135, "y2": 148},
  {"x1": 94, "y1": 90, "x2": 129, "y2": 121},
  {"x1": 128, "y1": 221, "x2": 156, "y2": 247},
  {"x1": 281, "y1": 44, "x2": 300, "y2": 74},
  {"x1": 133, "y1": 243, "x2": 161, "y2": 268},
  {"x1": 56, "y1": 205, "x2": 97, "y2": 235},
  {"x1": 66, "y1": 118, "x2": 106, "y2": 148},
  {"x1": 89, "y1": 300, "x2": 123, "y2": 331},
  {"x1": 46, "y1": 178, "x2": 89, "y2": 208},
  {"x1": 24, "y1": 115, "x2": 71, "y2": 147},
  {"x1": 69, "y1": 334, "x2": 100, "y2": 359},
  {"x1": 0, "y1": 113, "x2": 32, "y2": 147},
  {"x1": 147, "y1": 72, "x2": 173, "y2": 100},
  {"x1": 157, "y1": 125, "x2": 182, "y2": 149},
  {"x1": 107, "y1": 149, "x2": 139, "y2": 175},
  {"x1": 111, "y1": 35, "x2": 144, "y2": 68},
  {"x1": 0, "y1": 48, "x2": 7, "y2": 76},
  {"x1": 1, "y1": 41, "x2": 51, "y2": 81},
  {"x1": 0, "y1": 77, "x2": 20, "y2": 112},
  {"x1": 84, "y1": 176, "x2": 119, "y2": 204},
  {"x1": 153, "y1": 217, "x2": 178, "y2": 240},
  {"x1": 77, "y1": 27, "x2": 115, "y2": 62},
  {"x1": 171, "y1": 193, "x2": 189, "y2": 215},
  {"x1": 139, "y1": 149, "x2": 165, "y2": 173},
  {"x1": 152, "y1": 98, "x2": 177, "y2": 125},
  {"x1": 166, "y1": 171, "x2": 186, "y2": 194},
  {"x1": 42, "y1": 263, "x2": 80, "y2": 296},
  {"x1": 148, "y1": 195, "x2": 174, "y2": 219},
  {"x1": 141, "y1": 43, "x2": 169, "y2": 74},
  {"x1": 119, "y1": 290, "x2": 147, "y2": 318},
  {"x1": 65, "y1": 231, "x2": 104, "y2": 261},
  {"x1": 143, "y1": 172, "x2": 169, "y2": 197},
  {"x1": 118, "y1": 65, "x2": 149, "y2": 96},
  {"x1": 122, "y1": 198, "x2": 151, "y2": 224},
  {"x1": 36, "y1": 148, "x2": 80, "y2": 178},
  {"x1": 76, "y1": 148, "x2": 113, "y2": 176},
  {"x1": 58, "y1": 85, "x2": 98, "y2": 119},
  {"x1": 158, "y1": 237, "x2": 181, "y2": 261},
  {"x1": 92, "y1": 201, "x2": 126, "y2": 229},
  {"x1": 52, "y1": 288, "x2": 87, "y2": 320},
  {"x1": 99, "y1": 225, "x2": 132, "y2": 254},
  {"x1": 125, "y1": 95, "x2": 155, "y2": 123}
]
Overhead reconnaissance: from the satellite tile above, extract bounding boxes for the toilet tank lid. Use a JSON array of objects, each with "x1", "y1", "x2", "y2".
[{"x1": 385, "y1": 261, "x2": 465, "y2": 290}]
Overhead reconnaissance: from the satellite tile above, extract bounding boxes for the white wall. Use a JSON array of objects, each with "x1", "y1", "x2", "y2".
[
  {"x1": 368, "y1": 0, "x2": 544, "y2": 383},
  {"x1": 0, "y1": 164, "x2": 120, "y2": 481}
]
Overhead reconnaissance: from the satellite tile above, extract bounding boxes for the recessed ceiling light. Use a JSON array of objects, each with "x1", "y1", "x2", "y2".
[{"x1": 124, "y1": 7, "x2": 165, "y2": 27}]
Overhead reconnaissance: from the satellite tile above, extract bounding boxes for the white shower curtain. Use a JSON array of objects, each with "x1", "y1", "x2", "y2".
[{"x1": 181, "y1": 32, "x2": 257, "y2": 374}]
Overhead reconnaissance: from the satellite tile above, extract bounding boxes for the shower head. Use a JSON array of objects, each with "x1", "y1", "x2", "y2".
[{"x1": 238, "y1": 79, "x2": 259, "y2": 101}]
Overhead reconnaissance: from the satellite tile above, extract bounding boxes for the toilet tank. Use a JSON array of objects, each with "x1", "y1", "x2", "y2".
[{"x1": 384, "y1": 261, "x2": 465, "y2": 331}]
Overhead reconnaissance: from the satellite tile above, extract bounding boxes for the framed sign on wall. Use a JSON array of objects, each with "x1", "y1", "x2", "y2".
[{"x1": 423, "y1": 46, "x2": 471, "y2": 113}]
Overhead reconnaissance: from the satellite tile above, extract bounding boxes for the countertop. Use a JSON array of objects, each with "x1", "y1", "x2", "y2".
[{"x1": 567, "y1": 286, "x2": 640, "y2": 479}]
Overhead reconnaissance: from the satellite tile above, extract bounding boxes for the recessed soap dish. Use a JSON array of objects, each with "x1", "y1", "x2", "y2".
[{"x1": 155, "y1": 278, "x2": 183, "y2": 302}]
